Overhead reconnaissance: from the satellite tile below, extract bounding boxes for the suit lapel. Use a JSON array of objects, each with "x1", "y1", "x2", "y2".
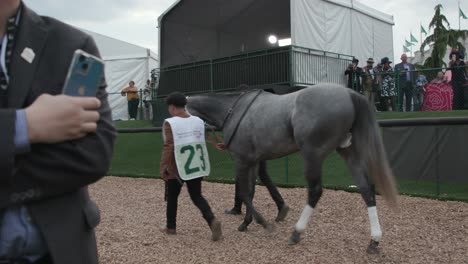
[{"x1": 7, "y1": 5, "x2": 48, "y2": 108}]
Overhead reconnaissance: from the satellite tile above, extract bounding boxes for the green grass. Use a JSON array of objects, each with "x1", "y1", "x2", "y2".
[{"x1": 110, "y1": 113, "x2": 468, "y2": 202}]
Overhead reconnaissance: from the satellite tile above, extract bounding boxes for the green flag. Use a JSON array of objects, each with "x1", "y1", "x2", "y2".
[
  {"x1": 405, "y1": 39, "x2": 414, "y2": 47},
  {"x1": 421, "y1": 25, "x2": 427, "y2": 35},
  {"x1": 461, "y1": 7, "x2": 468, "y2": 19},
  {"x1": 410, "y1": 33, "x2": 418, "y2": 43},
  {"x1": 403, "y1": 45, "x2": 410, "y2": 52}
]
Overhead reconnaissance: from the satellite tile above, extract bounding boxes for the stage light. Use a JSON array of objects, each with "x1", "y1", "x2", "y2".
[{"x1": 268, "y1": 35, "x2": 278, "y2": 44}]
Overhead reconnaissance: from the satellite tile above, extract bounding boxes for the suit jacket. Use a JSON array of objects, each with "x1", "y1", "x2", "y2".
[
  {"x1": 394, "y1": 62, "x2": 416, "y2": 88},
  {"x1": 0, "y1": 5, "x2": 116, "y2": 264}
]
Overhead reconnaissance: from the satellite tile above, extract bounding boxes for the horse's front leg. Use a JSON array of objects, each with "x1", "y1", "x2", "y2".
[
  {"x1": 236, "y1": 161, "x2": 273, "y2": 232},
  {"x1": 237, "y1": 166, "x2": 255, "y2": 231}
]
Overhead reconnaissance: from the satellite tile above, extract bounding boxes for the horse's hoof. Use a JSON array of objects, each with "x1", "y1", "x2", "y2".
[
  {"x1": 288, "y1": 230, "x2": 301, "y2": 245},
  {"x1": 238, "y1": 223, "x2": 248, "y2": 232},
  {"x1": 275, "y1": 205, "x2": 290, "y2": 222},
  {"x1": 225, "y1": 208, "x2": 242, "y2": 215},
  {"x1": 264, "y1": 222, "x2": 275, "y2": 233},
  {"x1": 366, "y1": 240, "x2": 380, "y2": 254}
]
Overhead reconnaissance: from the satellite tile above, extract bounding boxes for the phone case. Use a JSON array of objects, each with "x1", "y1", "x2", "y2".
[{"x1": 62, "y1": 49, "x2": 104, "y2": 97}]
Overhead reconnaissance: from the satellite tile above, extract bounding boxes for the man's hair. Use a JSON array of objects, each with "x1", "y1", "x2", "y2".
[{"x1": 165, "y1": 92, "x2": 187, "y2": 107}]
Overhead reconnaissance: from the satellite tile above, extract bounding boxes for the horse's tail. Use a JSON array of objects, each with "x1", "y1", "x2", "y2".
[{"x1": 349, "y1": 91, "x2": 398, "y2": 209}]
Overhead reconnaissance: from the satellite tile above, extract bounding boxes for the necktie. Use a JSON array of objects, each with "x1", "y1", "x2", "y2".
[{"x1": 0, "y1": 10, "x2": 21, "y2": 107}]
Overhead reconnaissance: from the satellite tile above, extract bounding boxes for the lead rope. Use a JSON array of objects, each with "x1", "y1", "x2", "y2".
[{"x1": 206, "y1": 124, "x2": 226, "y2": 151}]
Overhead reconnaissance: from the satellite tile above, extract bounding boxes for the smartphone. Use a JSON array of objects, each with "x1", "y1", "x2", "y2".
[{"x1": 62, "y1": 49, "x2": 104, "y2": 97}]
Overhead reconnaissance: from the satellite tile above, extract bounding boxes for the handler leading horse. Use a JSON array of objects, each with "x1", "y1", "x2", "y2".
[{"x1": 186, "y1": 84, "x2": 397, "y2": 253}]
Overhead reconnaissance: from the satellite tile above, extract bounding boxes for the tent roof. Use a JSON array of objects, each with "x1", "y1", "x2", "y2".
[
  {"x1": 158, "y1": 0, "x2": 393, "y2": 26},
  {"x1": 82, "y1": 29, "x2": 158, "y2": 61}
]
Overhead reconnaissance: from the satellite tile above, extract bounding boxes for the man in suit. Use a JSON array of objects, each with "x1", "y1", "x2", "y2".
[
  {"x1": 394, "y1": 54, "x2": 416, "y2": 111},
  {"x1": 0, "y1": 1, "x2": 116, "y2": 263}
]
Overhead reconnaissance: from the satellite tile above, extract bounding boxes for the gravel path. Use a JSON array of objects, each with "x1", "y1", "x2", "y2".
[{"x1": 90, "y1": 177, "x2": 468, "y2": 264}]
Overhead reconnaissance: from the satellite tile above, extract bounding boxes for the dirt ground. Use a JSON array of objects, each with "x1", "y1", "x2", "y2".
[{"x1": 90, "y1": 177, "x2": 468, "y2": 264}]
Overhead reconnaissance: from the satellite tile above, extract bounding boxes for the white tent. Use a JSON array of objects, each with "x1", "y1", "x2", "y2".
[
  {"x1": 83, "y1": 29, "x2": 159, "y2": 120},
  {"x1": 292, "y1": 0, "x2": 394, "y2": 65}
]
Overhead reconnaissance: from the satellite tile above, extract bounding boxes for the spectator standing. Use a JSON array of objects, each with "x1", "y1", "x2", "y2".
[
  {"x1": 345, "y1": 58, "x2": 363, "y2": 91},
  {"x1": 395, "y1": 54, "x2": 416, "y2": 111},
  {"x1": 380, "y1": 57, "x2": 396, "y2": 111},
  {"x1": 414, "y1": 71, "x2": 428, "y2": 111},
  {"x1": 142, "y1": 89, "x2": 152, "y2": 121},
  {"x1": 143, "y1": 79, "x2": 153, "y2": 120},
  {"x1": 373, "y1": 62, "x2": 385, "y2": 111},
  {"x1": 361, "y1": 58, "x2": 376, "y2": 106},
  {"x1": 121, "y1": 81, "x2": 139, "y2": 120},
  {"x1": 449, "y1": 51, "x2": 467, "y2": 110}
]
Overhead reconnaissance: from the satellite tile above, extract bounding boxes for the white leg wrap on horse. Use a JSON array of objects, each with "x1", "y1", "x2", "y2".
[
  {"x1": 339, "y1": 132, "x2": 352, "y2": 148},
  {"x1": 368, "y1": 206, "x2": 382, "y2": 242},
  {"x1": 295, "y1": 205, "x2": 314, "y2": 233}
]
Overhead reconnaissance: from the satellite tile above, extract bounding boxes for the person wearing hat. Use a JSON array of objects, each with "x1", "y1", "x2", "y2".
[
  {"x1": 380, "y1": 57, "x2": 397, "y2": 111},
  {"x1": 362, "y1": 58, "x2": 376, "y2": 106},
  {"x1": 345, "y1": 58, "x2": 363, "y2": 91},
  {"x1": 449, "y1": 50, "x2": 467, "y2": 110},
  {"x1": 395, "y1": 54, "x2": 416, "y2": 111}
]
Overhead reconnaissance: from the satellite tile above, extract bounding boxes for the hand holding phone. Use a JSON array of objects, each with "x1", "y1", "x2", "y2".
[{"x1": 63, "y1": 49, "x2": 104, "y2": 97}]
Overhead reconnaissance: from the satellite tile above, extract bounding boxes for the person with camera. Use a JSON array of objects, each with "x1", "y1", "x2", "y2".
[
  {"x1": 0, "y1": 1, "x2": 116, "y2": 263},
  {"x1": 344, "y1": 58, "x2": 363, "y2": 91},
  {"x1": 361, "y1": 58, "x2": 376, "y2": 105},
  {"x1": 449, "y1": 50, "x2": 467, "y2": 110}
]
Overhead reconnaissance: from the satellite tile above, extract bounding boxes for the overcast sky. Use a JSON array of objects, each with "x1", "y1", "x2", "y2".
[{"x1": 23, "y1": 0, "x2": 467, "y2": 63}]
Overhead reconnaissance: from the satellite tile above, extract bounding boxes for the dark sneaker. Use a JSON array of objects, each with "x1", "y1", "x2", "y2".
[
  {"x1": 224, "y1": 208, "x2": 242, "y2": 215},
  {"x1": 210, "y1": 219, "x2": 223, "y2": 241},
  {"x1": 160, "y1": 228, "x2": 176, "y2": 235}
]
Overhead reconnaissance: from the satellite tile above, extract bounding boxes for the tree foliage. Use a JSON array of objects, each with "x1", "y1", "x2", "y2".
[{"x1": 420, "y1": 4, "x2": 468, "y2": 68}]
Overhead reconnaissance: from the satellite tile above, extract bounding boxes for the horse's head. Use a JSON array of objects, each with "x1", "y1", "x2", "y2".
[{"x1": 186, "y1": 92, "x2": 241, "y2": 129}]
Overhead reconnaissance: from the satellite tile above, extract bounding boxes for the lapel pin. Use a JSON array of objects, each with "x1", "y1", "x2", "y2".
[{"x1": 21, "y1": 47, "x2": 35, "y2": 64}]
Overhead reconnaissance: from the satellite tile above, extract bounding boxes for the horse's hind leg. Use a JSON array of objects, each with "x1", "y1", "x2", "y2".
[
  {"x1": 337, "y1": 147, "x2": 382, "y2": 254},
  {"x1": 361, "y1": 183, "x2": 381, "y2": 254},
  {"x1": 258, "y1": 160, "x2": 289, "y2": 222},
  {"x1": 288, "y1": 154, "x2": 323, "y2": 245}
]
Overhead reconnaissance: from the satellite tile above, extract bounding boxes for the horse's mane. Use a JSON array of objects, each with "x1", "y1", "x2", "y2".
[{"x1": 214, "y1": 84, "x2": 291, "y2": 95}]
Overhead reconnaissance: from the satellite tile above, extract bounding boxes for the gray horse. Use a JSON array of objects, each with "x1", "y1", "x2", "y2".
[{"x1": 187, "y1": 84, "x2": 397, "y2": 253}]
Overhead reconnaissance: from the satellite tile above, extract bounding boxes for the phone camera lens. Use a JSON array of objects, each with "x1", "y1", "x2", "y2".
[
  {"x1": 79, "y1": 55, "x2": 86, "y2": 62},
  {"x1": 81, "y1": 63, "x2": 89, "y2": 71}
]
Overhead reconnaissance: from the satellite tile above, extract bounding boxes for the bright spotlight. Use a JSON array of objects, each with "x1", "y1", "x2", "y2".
[{"x1": 268, "y1": 35, "x2": 278, "y2": 44}]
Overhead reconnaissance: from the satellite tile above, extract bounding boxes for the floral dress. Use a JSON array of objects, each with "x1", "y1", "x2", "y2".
[{"x1": 380, "y1": 66, "x2": 397, "y2": 97}]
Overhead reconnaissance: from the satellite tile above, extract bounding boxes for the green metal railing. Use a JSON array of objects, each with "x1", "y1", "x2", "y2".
[{"x1": 156, "y1": 45, "x2": 353, "y2": 97}]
